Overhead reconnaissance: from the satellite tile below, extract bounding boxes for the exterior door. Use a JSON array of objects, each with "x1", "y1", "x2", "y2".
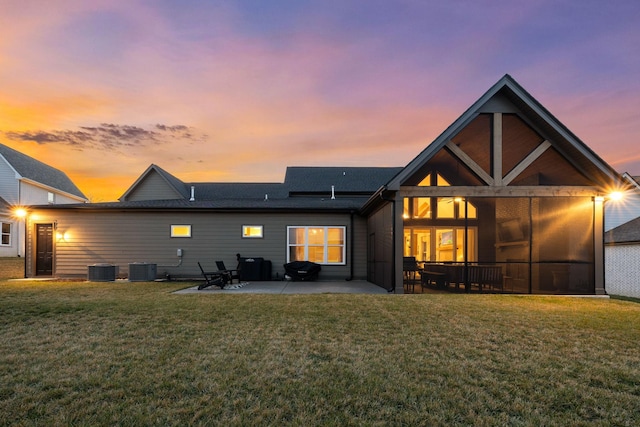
[{"x1": 35, "y1": 224, "x2": 53, "y2": 276}]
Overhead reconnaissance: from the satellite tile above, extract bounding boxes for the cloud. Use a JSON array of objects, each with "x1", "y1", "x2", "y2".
[{"x1": 3, "y1": 123, "x2": 202, "y2": 151}]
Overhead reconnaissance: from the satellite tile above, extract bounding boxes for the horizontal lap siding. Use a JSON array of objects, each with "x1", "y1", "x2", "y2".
[
  {"x1": 30, "y1": 210, "x2": 366, "y2": 280},
  {"x1": 126, "y1": 172, "x2": 182, "y2": 201}
]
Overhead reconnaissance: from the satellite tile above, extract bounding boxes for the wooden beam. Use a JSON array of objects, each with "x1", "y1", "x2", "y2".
[
  {"x1": 502, "y1": 140, "x2": 552, "y2": 185},
  {"x1": 493, "y1": 113, "x2": 503, "y2": 186},
  {"x1": 445, "y1": 141, "x2": 494, "y2": 185},
  {"x1": 399, "y1": 185, "x2": 599, "y2": 198}
]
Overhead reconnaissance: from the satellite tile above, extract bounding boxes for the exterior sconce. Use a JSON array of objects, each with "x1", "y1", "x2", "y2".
[
  {"x1": 13, "y1": 208, "x2": 27, "y2": 218},
  {"x1": 608, "y1": 191, "x2": 623, "y2": 201}
]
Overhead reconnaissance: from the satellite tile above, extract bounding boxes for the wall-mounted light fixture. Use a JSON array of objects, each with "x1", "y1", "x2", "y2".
[{"x1": 608, "y1": 191, "x2": 623, "y2": 201}]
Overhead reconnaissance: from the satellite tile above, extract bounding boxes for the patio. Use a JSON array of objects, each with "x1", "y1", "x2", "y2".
[{"x1": 174, "y1": 279, "x2": 391, "y2": 294}]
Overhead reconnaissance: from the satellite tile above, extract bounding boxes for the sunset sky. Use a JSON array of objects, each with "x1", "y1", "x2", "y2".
[{"x1": 1, "y1": 0, "x2": 639, "y2": 201}]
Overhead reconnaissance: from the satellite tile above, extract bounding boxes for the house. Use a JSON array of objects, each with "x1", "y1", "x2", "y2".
[
  {"x1": 604, "y1": 217, "x2": 640, "y2": 298},
  {"x1": 605, "y1": 173, "x2": 640, "y2": 231},
  {"x1": 0, "y1": 143, "x2": 88, "y2": 257},
  {"x1": 21, "y1": 75, "x2": 630, "y2": 294}
]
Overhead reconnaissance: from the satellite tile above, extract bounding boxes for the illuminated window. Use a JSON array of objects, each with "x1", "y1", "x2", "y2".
[
  {"x1": 437, "y1": 198, "x2": 455, "y2": 218},
  {"x1": 418, "y1": 174, "x2": 431, "y2": 186},
  {"x1": 242, "y1": 225, "x2": 264, "y2": 238},
  {"x1": 170, "y1": 225, "x2": 192, "y2": 238},
  {"x1": 1, "y1": 222, "x2": 10, "y2": 245},
  {"x1": 437, "y1": 174, "x2": 450, "y2": 186},
  {"x1": 412, "y1": 198, "x2": 432, "y2": 218},
  {"x1": 287, "y1": 226, "x2": 346, "y2": 264}
]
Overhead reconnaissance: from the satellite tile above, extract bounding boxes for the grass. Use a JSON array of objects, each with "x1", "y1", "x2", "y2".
[
  {"x1": 0, "y1": 281, "x2": 639, "y2": 426},
  {"x1": 0, "y1": 257, "x2": 24, "y2": 280}
]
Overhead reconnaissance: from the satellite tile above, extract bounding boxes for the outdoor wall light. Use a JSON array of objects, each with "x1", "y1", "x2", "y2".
[
  {"x1": 13, "y1": 208, "x2": 27, "y2": 218},
  {"x1": 608, "y1": 191, "x2": 623, "y2": 201}
]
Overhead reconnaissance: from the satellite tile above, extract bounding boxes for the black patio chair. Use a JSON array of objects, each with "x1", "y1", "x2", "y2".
[
  {"x1": 197, "y1": 262, "x2": 228, "y2": 290},
  {"x1": 216, "y1": 260, "x2": 240, "y2": 284}
]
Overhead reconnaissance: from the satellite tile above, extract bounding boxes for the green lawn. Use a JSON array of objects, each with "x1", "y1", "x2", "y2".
[{"x1": 1, "y1": 281, "x2": 639, "y2": 426}]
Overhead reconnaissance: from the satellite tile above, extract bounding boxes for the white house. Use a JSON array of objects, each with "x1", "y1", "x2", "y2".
[
  {"x1": 0, "y1": 143, "x2": 87, "y2": 257},
  {"x1": 605, "y1": 173, "x2": 640, "y2": 231}
]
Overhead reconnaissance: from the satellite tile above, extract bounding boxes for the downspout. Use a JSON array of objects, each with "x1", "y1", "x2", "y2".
[
  {"x1": 346, "y1": 210, "x2": 354, "y2": 281},
  {"x1": 379, "y1": 187, "x2": 396, "y2": 293}
]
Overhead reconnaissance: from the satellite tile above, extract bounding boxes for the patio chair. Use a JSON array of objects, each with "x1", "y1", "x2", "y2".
[
  {"x1": 216, "y1": 260, "x2": 240, "y2": 284},
  {"x1": 197, "y1": 262, "x2": 228, "y2": 290},
  {"x1": 403, "y1": 256, "x2": 420, "y2": 293}
]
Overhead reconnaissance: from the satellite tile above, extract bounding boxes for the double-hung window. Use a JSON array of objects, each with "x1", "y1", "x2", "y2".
[
  {"x1": 287, "y1": 226, "x2": 346, "y2": 264},
  {"x1": 1, "y1": 222, "x2": 10, "y2": 246}
]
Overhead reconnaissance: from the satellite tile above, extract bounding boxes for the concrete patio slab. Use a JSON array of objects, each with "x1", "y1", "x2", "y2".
[{"x1": 174, "y1": 280, "x2": 391, "y2": 295}]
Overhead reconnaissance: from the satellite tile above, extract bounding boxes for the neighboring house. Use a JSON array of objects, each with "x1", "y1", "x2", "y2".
[
  {"x1": 605, "y1": 217, "x2": 640, "y2": 298},
  {"x1": 0, "y1": 143, "x2": 88, "y2": 257},
  {"x1": 22, "y1": 75, "x2": 629, "y2": 294},
  {"x1": 604, "y1": 173, "x2": 640, "y2": 231}
]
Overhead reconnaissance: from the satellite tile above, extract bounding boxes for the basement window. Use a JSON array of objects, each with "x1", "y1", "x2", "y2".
[
  {"x1": 242, "y1": 225, "x2": 264, "y2": 238},
  {"x1": 170, "y1": 225, "x2": 192, "y2": 238}
]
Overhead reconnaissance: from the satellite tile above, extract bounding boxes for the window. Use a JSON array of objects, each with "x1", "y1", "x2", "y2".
[
  {"x1": 287, "y1": 226, "x2": 346, "y2": 264},
  {"x1": 242, "y1": 225, "x2": 263, "y2": 238},
  {"x1": 48, "y1": 192, "x2": 55, "y2": 204},
  {"x1": 1, "y1": 222, "x2": 10, "y2": 245},
  {"x1": 170, "y1": 225, "x2": 192, "y2": 237}
]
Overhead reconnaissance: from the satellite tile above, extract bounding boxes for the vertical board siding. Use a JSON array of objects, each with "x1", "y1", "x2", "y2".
[
  {"x1": 367, "y1": 203, "x2": 394, "y2": 290},
  {"x1": 28, "y1": 210, "x2": 367, "y2": 281},
  {"x1": 605, "y1": 244, "x2": 640, "y2": 298}
]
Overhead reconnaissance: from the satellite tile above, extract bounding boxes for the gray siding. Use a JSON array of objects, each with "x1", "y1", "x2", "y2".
[
  {"x1": 19, "y1": 181, "x2": 84, "y2": 205},
  {"x1": 0, "y1": 157, "x2": 19, "y2": 204},
  {"x1": 125, "y1": 171, "x2": 183, "y2": 201},
  {"x1": 605, "y1": 194, "x2": 640, "y2": 231},
  {"x1": 27, "y1": 210, "x2": 368, "y2": 281}
]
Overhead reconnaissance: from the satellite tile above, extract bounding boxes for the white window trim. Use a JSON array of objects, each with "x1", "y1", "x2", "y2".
[
  {"x1": 286, "y1": 226, "x2": 346, "y2": 265},
  {"x1": 170, "y1": 224, "x2": 192, "y2": 238},
  {"x1": 0, "y1": 222, "x2": 10, "y2": 246},
  {"x1": 242, "y1": 225, "x2": 264, "y2": 238}
]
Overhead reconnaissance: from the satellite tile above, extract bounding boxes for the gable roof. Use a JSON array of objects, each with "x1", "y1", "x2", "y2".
[
  {"x1": 605, "y1": 216, "x2": 640, "y2": 244},
  {"x1": 119, "y1": 164, "x2": 189, "y2": 201},
  {"x1": 385, "y1": 74, "x2": 624, "y2": 191},
  {"x1": 0, "y1": 143, "x2": 87, "y2": 200},
  {"x1": 95, "y1": 165, "x2": 399, "y2": 211},
  {"x1": 285, "y1": 167, "x2": 403, "y2": 194}
]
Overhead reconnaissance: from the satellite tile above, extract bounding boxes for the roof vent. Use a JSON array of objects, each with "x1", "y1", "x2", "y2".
[
  {"x1": 190, "y1": 186, "x2": 195, "y2": 202},
  {"x1": 264, "y1": 194, "x2": 268, "y2": 201},
  {"x1": 331, "y1": 185, "x2": 335, "y2": 200}
]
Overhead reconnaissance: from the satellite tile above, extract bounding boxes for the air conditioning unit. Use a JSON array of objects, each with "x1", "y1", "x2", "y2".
[
  {"x1": 128, "y1": 263, "x2": 157, "y2": 281},
  {"x1": 88, "y1": 264, "x2": 118, "y2": 282}
]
